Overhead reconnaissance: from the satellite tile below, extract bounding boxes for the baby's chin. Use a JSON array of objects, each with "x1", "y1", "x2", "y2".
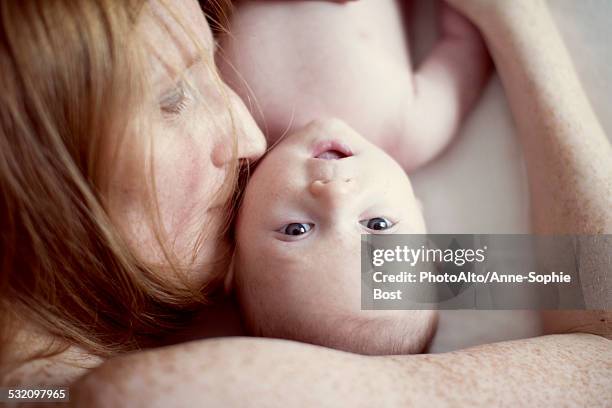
[{"x1": 249, "y1": 309, "x2": 438, "y2": 356}]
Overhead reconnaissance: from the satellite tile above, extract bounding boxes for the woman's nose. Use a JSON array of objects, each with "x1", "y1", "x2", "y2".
[
  {"x1": 212, "y1": 90, "x2": 266, "y2": 167},
  {"x1": 309, "y1": 178, "x2": 357, "y2": 210},
  {"x1": 232, "y1": 91, "x2": 266, "y2": 161}
]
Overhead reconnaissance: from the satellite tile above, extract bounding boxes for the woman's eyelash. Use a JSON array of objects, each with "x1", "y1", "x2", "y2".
[{"x1": 160, "y1": 81, "x2": 191, "y2": 116}]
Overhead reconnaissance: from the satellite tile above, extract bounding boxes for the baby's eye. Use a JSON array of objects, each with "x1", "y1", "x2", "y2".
[
  {"x1": 360, "y1": 217, "x2": 395, "y2": 232},
  {"x1": 280, "y1": 223, "x2": 313, "y2": 236}
]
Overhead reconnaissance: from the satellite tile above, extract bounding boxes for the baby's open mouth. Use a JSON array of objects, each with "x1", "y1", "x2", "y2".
[
  {"x1": 313, "y1": 140, "x2": 353, "y2": 160},
  {"x1": 316, "y1": 150, "x2": 348, "y2": 160}
]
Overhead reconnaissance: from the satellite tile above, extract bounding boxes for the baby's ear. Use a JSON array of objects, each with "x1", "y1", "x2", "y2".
[{"x1": 224, "y1": 257, "x2": 236, "y2": 294}]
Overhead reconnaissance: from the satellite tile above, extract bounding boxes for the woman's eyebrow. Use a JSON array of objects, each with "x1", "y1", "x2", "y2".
[
  {"x1": 148, "y1": 43, "x2": 203, "y2": 84},
  {"x1": 146, "y1": 3, "x2": 209, "y2": 82}
]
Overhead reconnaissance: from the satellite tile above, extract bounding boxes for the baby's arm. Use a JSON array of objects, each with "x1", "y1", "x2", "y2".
[{"x1": 397, "y1": 4, "x2": 491, "y2": 171}]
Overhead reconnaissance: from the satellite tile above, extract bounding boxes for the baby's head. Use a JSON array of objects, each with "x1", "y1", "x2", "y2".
[{"x1": 233, "y1": 119, "x2": 437, "y2": 355}]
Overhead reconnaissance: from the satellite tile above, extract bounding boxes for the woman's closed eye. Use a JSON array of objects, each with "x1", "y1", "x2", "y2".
[
  {"x1": 360, "y1": 217, "x2": 396, "y2": 233},
  {"x1": 160, "y1": 80, "x2": 192, "y2": 117}
]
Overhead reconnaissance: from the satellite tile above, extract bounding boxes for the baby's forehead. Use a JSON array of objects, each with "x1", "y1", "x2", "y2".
[{"x1": 238, "y1": 149, "x2": 285, "y2": 201}]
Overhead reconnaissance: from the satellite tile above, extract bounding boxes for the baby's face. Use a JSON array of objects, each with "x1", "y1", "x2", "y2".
[{"x1": 235, "y1": 119, "x2": 437, "y2": 355}]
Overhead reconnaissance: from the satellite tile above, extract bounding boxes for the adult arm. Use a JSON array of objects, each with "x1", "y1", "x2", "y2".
[
  {"x1": 462, "y1": 0, "x2": 611, "y2": 234},
  {"x1": 446, "y1": 0, "x2": 612, "y2": 335},
  {"x1": 71, "y1": 334, "x2": 610, "y2": 407},
  {"x1": 69, "y1": 2, "x2": 612, "y2": 406}
]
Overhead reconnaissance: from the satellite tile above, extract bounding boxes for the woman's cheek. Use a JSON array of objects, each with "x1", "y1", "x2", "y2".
[{"x1": 153, "y1": 130, "x2": 222, "y2": 234}]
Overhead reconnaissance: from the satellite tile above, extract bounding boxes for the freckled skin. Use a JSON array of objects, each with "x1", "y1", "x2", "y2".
[
  {"x1": 9, "y1": 1, "x2": 612, "y2": 406},
  {"x1": 460, "y1": 0, "x2": 612, "y2": 333},
  {"x1": 104, "y1": 0, "x2": 265, "y2": 287},
  {"x1": 68, "y1": 2, "x2": 612, "y2": 406},
  {"x1": 72, "y1": 334, "x2": 611, "y2": 407}
]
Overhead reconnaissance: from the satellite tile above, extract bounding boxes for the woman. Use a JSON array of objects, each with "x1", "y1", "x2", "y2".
[
  {"x1": 0, "y1": 0, "x2": 265, "y2": 385},
  {"x1": 1, "y1": 0, "x2": 610, "y2": 406}
]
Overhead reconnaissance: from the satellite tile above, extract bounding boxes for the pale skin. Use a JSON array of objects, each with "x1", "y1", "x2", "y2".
[
  {"x1": 0, "y1": 0, "x2": 266, "y2": 387},
  {"x1": 70, "y1": 1, "x2": 611, "y2": 406},
  {"x1": 6, "y1": 0, "x2": 611, "y2": 406},
  {"x1": 231, "y1": 0, "x2": 612, "y2": 356},
  {"x1": 218, "y1": 0, "x2": 491, "y2": 171},
  {"x1": 233, "y1": 119, "x2": 437, "y2": 355},
  {"x1": 105, "y1": 0, "x2": 265, "y2": 286}
]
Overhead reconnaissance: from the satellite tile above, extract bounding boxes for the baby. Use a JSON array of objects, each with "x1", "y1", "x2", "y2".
[
  {"x1": 231, "y1": 119, "x2": 438, "y2": 355},
  {"x1": 218, "y1": 0, "x2": 490, "y2": 171},
  {"x1": 220, "y1": 0, "x2": 489, "y2": 353}
]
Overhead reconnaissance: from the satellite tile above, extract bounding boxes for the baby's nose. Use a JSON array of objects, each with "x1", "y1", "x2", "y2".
[{"x1": 309, "y1": 177, "x2": 357, "y2": 209}]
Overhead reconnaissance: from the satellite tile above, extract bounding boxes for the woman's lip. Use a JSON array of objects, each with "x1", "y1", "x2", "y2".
[{"x1": 312, "y1": 140, "x2": 353, "y2": 159}]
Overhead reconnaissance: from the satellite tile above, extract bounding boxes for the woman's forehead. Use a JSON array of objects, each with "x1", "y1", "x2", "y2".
[{"x1": 139, "y1": 0, "x2": 214, "y2": 81}]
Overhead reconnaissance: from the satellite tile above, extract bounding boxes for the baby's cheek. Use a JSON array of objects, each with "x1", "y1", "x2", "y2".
[{"x1": 329, "y1": 310, "x2": 439, "y2": 355}]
